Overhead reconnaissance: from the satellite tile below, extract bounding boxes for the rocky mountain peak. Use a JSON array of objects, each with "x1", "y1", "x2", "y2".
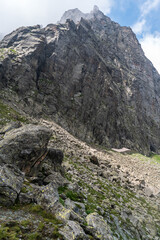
[
  {"x1": 0, "y1": 6, "x2": 160, "y2": 156},
  {"x1": 93, "y1": 5, "x2": 99, "y2": 12},
  {"x1": 59, "y1": 5, "x2": 104, "y2": 24}
]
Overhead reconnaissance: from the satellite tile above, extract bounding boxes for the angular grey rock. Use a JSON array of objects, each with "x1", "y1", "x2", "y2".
[
  {"x1": 102, "y1": 170, "x2": 110, "y2": 179},
  {"x1": 43, "y1": 171, "x2": 67, "y2": 187},
  {"x1": 47, "y1": 148, "x2": 64, "y2": 165},
  {"x1": 0, "y1": 121, "x2": 22, "y2": 134},
  {"x1": 59, "y1": 8, "x2": 86, "y2": 24},
  {"x1": 59, "y1": 220, "x2": 87, "y2": 240},
  {"x1": 65, "y1": 198, "x2": 87, "y2": 218},
  {"x1": 59, "y1": 5, "x2": 102, "y2": 24},
  {"x1": 0, "y1": 164, "x2": 24, "y2": 206},
  {"x1": 90, "y1": 155, "x2": 99, "y2": 166},
  {"x1": 33, "y1": 182, "x2": 59, "y2": 212},
  {"x1": 144, "y1": 186, "x2": 154, "y2": 197},
  {"x1": 86, "y1": 212, "x2": 112, "y2": 240},
  {"x1": 0, "y1": 124, "x2": 52, "y2": 174},
  {"x1": 46, "y1": 148, "x2": 64, "y2": 173},
  {"x1": 18, "y1": 192, "x2": 33, "y2": 204}
]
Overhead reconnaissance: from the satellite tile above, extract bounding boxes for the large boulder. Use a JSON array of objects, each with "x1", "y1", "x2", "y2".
[
  {"x1": 0, "y1": 164, "x2": 24, "y2": 206},
  {"x1": 59, "y1": 220, "x2": 87, "y2": 240},
  {"x1": 86, "y1": 212, "x2": 113, "y2": 240},
  {"x1": 33, "y1": 182, "x2": 59, "y2": 212},
  {"x1": 0, "y1": 124, "x2": 52, "y2": 174}
]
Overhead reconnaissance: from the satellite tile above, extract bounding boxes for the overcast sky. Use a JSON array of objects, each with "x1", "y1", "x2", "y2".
[{"x1": 0, "y1": 0, "x2": 160, "y2": 73}]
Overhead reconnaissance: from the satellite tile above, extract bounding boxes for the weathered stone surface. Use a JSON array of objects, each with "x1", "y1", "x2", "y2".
[
  {"x1": 65, "y1": 198, "x2": 86, "y2": 217},
  {"x1": 45, "y1": 148, "x2": 64, "y2": 173},
  {"x1": 86, "y1": 212, "x2": 112, "y2": 240},
  {"x1": 59, "y1": 5, "x2": 100, "y2": 24},
  {"x1": 0, "y1": 124, "x2": 52, "y2": 174},
  {"x1": 55, "y1": 204, "x2": 83, "y2": 224},
  {"x1": 59, "y1": 220, "x2": 87, "y2": 240},
  {"x1": 43, "y1": 171, "x2": 67, "y2": 186},
  {"x1": 33, "y1": 182, "x2": 59, "y2": 212},
  {"x1": 18, "y1": 192, "x2": 33, "y2": 204},
  {"x1": 0, "y1": 7, "x2": 160, "y2": 155},
  {"x1": 0, "y1": 121, "x2": 22, "y2": 134},
  {"x1": 0, "y1": 164, "x2": 24, "y2": 206},
  {"x1": 144, "y1": 186, "x2": 154, "y2": 197},
  {"x1": 65, "y1": 198, "x2": 87, "y2": 218},
  {"x1": 90, "y1": 155, "x2": 99, "y2": 166},
  {"x1": 47, "y1": 148, "x2": 63, "y2": 165}
]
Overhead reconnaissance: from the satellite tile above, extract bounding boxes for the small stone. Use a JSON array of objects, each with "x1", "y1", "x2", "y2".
[
  {"x1": 60, "y1": 220, "x2": 87, "y2": 240},
  {"x1": 90, "y1": 155, "x2": 99, "y2": 166}
]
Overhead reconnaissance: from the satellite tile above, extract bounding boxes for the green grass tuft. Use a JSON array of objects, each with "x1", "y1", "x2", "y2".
[
  {"x1": 58, "y1": 186, "x2": 84, "y2": 202},
  {"x1": 0, "y1": 100, "x2": 28, "y2": 126}
]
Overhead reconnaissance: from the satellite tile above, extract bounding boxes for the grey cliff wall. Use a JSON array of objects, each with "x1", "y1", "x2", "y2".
[{"x1": 0, "y1": 7, "x2": 160, "y2": 155}]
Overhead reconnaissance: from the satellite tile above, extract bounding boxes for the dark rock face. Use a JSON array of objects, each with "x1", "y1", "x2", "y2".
[
  {"x1": 0, "y1": 8, "x2": 160, "y2": 154},
  {"x1": 0, "y1": 124, "x2": 52, "y2": 174},
  {"x1": 0, "y1": 164, "x2": 24, "y2": 206},
  {"x1": 0, "y1": 123, "x2": 66, "y2": 207}
]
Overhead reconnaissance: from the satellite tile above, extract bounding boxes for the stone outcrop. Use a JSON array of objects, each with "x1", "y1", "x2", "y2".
[
  {"x1": 0, "y1": 164, "x2": 24, "y2": 206},
  {"x1": 59, "y1": 5, "x2": 100, "y2": 24},
  {"x1": 0, "y1": 124, "x2": 51, "y2": 174},
  {"x1": 0, "y1": 7, "x2": 160, "y2": 155},
  {"x1": 0, "y1": 121, "x2": 22, "y2": 134},
  {"x1": 86, "y1": 212, "x2": 112, "y2": 240},
  {"x1": 33, "y1": 182, "x2": 59, "y2": 211},
  {"x1": 59, "y1": 221, "x2": 87, "y2": 240}
]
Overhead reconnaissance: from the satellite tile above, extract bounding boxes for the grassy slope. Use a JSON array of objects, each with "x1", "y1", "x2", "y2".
[{"x1": 0, "y1": 100, "x2": 28, "y2": 126}]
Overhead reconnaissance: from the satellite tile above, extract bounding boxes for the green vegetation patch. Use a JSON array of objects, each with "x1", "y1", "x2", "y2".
[
  {"x1": 9, "y1": 48, "x2": 17, "y2": 55},
  {"x1": 0, "y1": 100, "x2": 28, "y2": 126},
  {"x1": 58, "y1": 185, "x2": 85, "y2": 202},
  {"x1": 131, "y1": 153, "x2": 160, "y2": 164},
  {"x1": 151, "y1": 154, "x2": 160, "y2": 162},
  {"x1": 2, "y1": 203, "x2": 64, "y2": 239}
]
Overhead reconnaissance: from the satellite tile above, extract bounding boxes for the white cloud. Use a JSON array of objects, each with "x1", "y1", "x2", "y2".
[
  {"x1": 141, "y1": 0, "x2": 160, "y2": 17},
  {"x1": 131, "y1": 0, "x2": 160, "y2": 73},
  {"x1": 140, "y1": 33, "x2": 160, "y2": 73},
  {"x1": 132, "y1": 0, "x2": 160, "y2": 35},
  {"x1": 132, "y1": 19, "x2": 146, "y2": 35},
  {"x1": 0, "y1": 0, "x2": 113, "y2": 36}
]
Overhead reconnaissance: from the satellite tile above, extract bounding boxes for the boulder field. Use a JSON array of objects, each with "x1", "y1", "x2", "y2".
[{"x1": 0, "y1": 121, "x2": 159, "y2": 240}]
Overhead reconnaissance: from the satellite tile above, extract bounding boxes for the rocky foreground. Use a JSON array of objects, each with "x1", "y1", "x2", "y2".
[{"x1": 0, "y1": 121, "x2": 159, "y2": 240}]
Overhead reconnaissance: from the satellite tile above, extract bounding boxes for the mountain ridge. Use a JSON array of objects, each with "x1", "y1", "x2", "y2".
[{"x1": 0, "y1": 7, "x2": 160, "y2": 155}]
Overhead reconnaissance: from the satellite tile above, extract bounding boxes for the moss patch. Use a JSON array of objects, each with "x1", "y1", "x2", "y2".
[
  {"x1": 58, "y1": 186, "x2": 85, "y2": 202},
  {"x1": 2, "y1": 203, "x2": 64, "y2": 239},
  {"x1": 0, "y1": 100, "x2": 28, "y2": 126}
]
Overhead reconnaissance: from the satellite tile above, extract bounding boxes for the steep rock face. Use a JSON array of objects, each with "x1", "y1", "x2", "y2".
[{"x1": 0, "y1": 8, "x2": 160, "y2": 154}]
